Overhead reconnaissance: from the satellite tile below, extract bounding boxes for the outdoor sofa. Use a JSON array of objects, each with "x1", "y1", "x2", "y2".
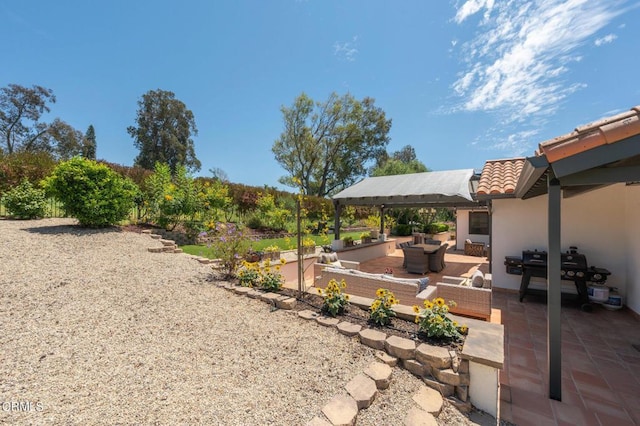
[
  {"x1": 314, "y1": 267, "x2": 429, "y2": 306},
  {"x1": 417, "y1": 270, "x2": 492, "y2": 320}
]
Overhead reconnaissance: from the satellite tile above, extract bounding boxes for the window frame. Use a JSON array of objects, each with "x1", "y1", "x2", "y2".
[{"x1": 468, "y1": 211, "x2": 489, "y2": 235}]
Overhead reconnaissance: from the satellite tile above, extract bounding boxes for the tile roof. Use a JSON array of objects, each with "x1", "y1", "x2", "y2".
[
  {"x1": 476, "y1": 158, "x2": 525, "y2": 196},
  {"x1": 477, "y1": 105, "x2": 640, "y2": 198},
  {"x1": 537, "y1": 106, "x2": 640, "y2": 163}
]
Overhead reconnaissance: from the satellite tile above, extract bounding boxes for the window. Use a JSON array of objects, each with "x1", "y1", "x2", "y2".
[{"x1": 469, "y1": 211, "x2": 489, "y2": 235}]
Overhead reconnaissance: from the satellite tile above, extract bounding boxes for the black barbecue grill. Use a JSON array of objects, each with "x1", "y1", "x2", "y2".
[{"x1": 504, "y1": 247, "x2": 611, "y2": 311}]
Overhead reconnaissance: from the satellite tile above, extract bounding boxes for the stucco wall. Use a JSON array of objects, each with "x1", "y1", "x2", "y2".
[
  {"x1": 455, "y1": 208, "x2": 490, "y2": 250},
  {"x1": 625, "y1": 185, "x2": 640, "y2": 314},
  {"x1": 490, "y1": 184, "x2": 635, "y2": 313}
]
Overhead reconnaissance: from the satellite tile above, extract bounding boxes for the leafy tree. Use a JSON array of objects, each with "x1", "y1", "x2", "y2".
[
  {"x1": 272, "y1": 92, "x2": 391, "y2": 197},
  {"x1": 0, "y1": 84, "x2": 56, "y2": 154},
  {"x1": 209, "y1": 167, "x2": 228, "y2": 182},
  {"x1": 370, "y1": 144, "x2": 428, "y2": 176},
  {"x1": 128, "y1": 89, "x2": 201, "y2": 173},
  {"x1": 42, "y1": 157, "x2": 138, "y2": 227},
  {"x1": 371, "y1": 158, "x2": 428, "y2": 176},
  {"x1": 45, "y1": 118, "x2": 85, "y2": 160},
  {"x1": 83, "y1": 125, "x2": 97, "y2": 159}
]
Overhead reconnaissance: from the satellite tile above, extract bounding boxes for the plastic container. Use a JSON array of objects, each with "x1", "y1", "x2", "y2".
[
  {"x1": 602, "y1": 289, "x2": 623, "y2": 310},
  {"x1": 587, "y1": 285, "x2": 609, "y2": 303}
]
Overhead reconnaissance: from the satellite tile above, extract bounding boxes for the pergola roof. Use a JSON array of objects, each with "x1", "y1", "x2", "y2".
[{"x1": 332, "y1": 169, "x2": 484, "y2": 208}]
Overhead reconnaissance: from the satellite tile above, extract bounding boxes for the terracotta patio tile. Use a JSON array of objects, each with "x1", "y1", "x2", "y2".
[
  {"x1": 581, "y1": 394, "x2": 634, "y2": 424},
  {"x1": 595, "y1": 411, "x2": 637, "y2": 426},
  {"x1": 511, "y1": 386, "x2": 554, "y2": 418},
  {"x1": 511, "y1": 405, "x2": 557, "y2": 426},
  {"x1": 551, "y1": 397, "x2": 599, "y2": 426}
]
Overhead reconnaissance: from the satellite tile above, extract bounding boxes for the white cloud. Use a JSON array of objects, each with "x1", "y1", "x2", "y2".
[
  {"x1": 452, "y1": 0, "x2": 628, "y2": 122},
  {"x1": 594, "y1": 33, "x2": 617, "y2": 46},
  {"x1": 333, "y1": 36, "x2": 359, "y2": 62},
  {"x1": 454, "y1": 0, "x2": 495, "y2": 24}
]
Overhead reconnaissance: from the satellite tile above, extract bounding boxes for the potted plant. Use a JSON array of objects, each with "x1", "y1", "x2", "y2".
[
  {"x1": 360, "y1": 232, "x2": 372, "y2": 244},
  {"x1": 263, "y1": 244, "x2": 281, "y2": 261},
  {"x1": 365, "y1": 215, "x2": 381, "y2": 239},
  {"x1": 302, "y1": 236, "x2": 316, "y2": 255},
  {"x1": 342, "y1": 235, "x2": 354, "y2": 247}
]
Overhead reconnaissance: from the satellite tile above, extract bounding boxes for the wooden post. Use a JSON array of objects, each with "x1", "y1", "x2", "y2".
[{"x1": 548, "y1": 177, "x2": 562, "y2": 401}]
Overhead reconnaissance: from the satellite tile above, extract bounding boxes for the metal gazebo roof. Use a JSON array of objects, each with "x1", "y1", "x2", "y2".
[{"x1": 331, "y1": 169, "x2": 484, "y2": 208}]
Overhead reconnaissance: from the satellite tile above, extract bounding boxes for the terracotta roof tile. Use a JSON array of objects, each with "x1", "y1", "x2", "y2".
[
  {"x1": 538, "y1": 106, "x2": 640, "y2": 163},
  {"x1": 477, "y1": 158, "x2": 526, "y2": 196}
]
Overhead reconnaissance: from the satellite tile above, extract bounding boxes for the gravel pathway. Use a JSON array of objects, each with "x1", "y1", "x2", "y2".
[{"x1": 0, "y1": 218, "x2": 489, "y2": 425}]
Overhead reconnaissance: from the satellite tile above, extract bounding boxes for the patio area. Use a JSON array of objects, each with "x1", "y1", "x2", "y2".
[{"x1": 356, "y1": 245, "x2": 640, "y2": 424}]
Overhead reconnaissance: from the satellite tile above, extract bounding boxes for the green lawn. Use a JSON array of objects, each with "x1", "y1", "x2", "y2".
[{"x1": 180, "y1": 231, "x2": 365, "y2": 259}]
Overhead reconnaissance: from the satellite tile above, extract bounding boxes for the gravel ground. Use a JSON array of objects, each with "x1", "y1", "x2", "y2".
[{"x1": 0, "y1": 218, "x2": 496, "y2": 425}]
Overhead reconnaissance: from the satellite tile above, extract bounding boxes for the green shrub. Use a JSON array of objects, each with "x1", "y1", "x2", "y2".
[
  {"x1": 425, "y1": 222, "x2": 449, "y2": 234},
  {"x1": 2, "y1": 179, "x2": 48, "y2": 219},
  {"x1": 393, "y1": 224, "x2": 412, "y2": 236},
  {"x1": 0, "y1": 151, "x2": 57, "y2": 196},
  {"x1": 42, "y1": 157, "x2": 138, "y2": 227}
]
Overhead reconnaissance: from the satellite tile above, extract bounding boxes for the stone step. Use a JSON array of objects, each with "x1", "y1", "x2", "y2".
[
  {"x1": 173, "y1": 248, "x2": 183, "y2": 254},
  {"x1": 321, "y1": 394, "x2": 358, "y2": 426},
  {"x1": 159, "y1": 239, "x2": 176, "y2": 246},
  {"x1": 162, "y1": 245, "x2": 177, "y2": 252},
  {"x1": 345, "y1": 373, "x2": 377, "y2": 409},
  {"x1": 149, "y1": 234, "x2": 161, "y2": 239},
  {"x1": 148, "y1": 247, "x2": 164, "y2": 253},
  {"x1": 411, "y1": 386, "x2": 443, "y2": 416},
  {"x1": 363, "y1": 361, "x2": 392, "y2": 390}
]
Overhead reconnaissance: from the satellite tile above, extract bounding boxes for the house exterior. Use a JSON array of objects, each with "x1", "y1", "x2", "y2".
[{"x1": 476, "y1": 108, "x2": 640, "y2": 317}]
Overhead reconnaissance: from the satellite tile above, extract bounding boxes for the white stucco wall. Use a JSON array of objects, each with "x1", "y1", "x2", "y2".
[
  {"x1": 625, "y1": 185, "x2": 640, "y2": 314},
  {"x1": 455, "y1": 208, "x2": 490, "y2": 250},
  {"x1": 490, "y1": 183, "x2": 637, "y2": 314}
]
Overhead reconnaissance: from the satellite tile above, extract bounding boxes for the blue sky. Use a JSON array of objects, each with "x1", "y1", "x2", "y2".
[{"x1": 2, "y1": 0, "x2": 639, "y2": 190}]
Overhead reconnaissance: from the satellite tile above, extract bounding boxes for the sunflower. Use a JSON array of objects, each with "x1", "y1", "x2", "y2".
[
  {"x1": 376, "y1": 288, "x2": 384, "y2": 298},
  {"x1": 434, "y1": 297, "x2": 445, "y2": 307},
  {"x1": 424, "y1": 301, "x2": 434, "y2": 310},
  {"x1": 412, "y1": 305, "x2": 420, "y2": 314}
]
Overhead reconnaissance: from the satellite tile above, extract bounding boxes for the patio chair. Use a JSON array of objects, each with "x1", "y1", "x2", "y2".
[
  {"x1": 428, "y1": 244, "x2": 447, "y2": 273},
  {"x1": 403, "y1": 246, "x2": 430, "y2": 275},
  {"x1": 464, "y1": 239, "x2": 485, "y2": 257}
]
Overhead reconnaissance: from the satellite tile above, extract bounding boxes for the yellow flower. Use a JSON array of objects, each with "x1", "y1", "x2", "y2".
[
  {"x1": 345, "y1": 295, "x2": 350, "y2": 300},
  {"x1": 452, "y1": 321, "x2": 458, "y2": 327},
  {"x1": 280, "y1": 258, "x2": 286, "y2": 265},
  {"x1": 376, "y1": 289, "x2": 384, "y2": 298},
  {"x1": 341, "y1": 280, "x2": 347, "y2": 289},
  {"x1": 424, "y1": 301, "x2": 434, "y2": 310},
  {"x1": 412, "y1": 305, "x2": 420, "y2": 314},
  {"x1": 434, "y1": 297, "x2": 445, "y2": 307},
  {"x1": 317, "y1": 288, "x2": 322, "y2": 294},
  {"x1": 164, "y1": 194, "x2": 173, "y2": 201},
  {"x1": 460, "y1": 325, "x2": 468, "y2": 334}
]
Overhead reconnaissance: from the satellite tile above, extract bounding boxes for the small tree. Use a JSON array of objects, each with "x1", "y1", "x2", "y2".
[
  {"x1": 42, "y1": 157, "x2": 138, "y2": 227},
  {"x1": 83, "y1": 125, "x2": 97, "y2": 159}
]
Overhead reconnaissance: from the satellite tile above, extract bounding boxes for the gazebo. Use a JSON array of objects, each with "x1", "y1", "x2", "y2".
[{"x1": 330, "y1": 169, "x2": 486, "y2": 240}]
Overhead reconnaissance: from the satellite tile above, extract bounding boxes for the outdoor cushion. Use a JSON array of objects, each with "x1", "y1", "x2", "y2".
[
  {"x1": 471, "y1": 270, "x2": 485, "y2": 288},
  {"x1": 319, "y1": 253, "x2": 338, "y2": 264}
]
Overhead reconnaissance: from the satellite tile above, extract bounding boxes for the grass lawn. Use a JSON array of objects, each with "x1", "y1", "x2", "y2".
[{"x1": 180, "y1": 231, "x2": 365, "y2": 259}]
